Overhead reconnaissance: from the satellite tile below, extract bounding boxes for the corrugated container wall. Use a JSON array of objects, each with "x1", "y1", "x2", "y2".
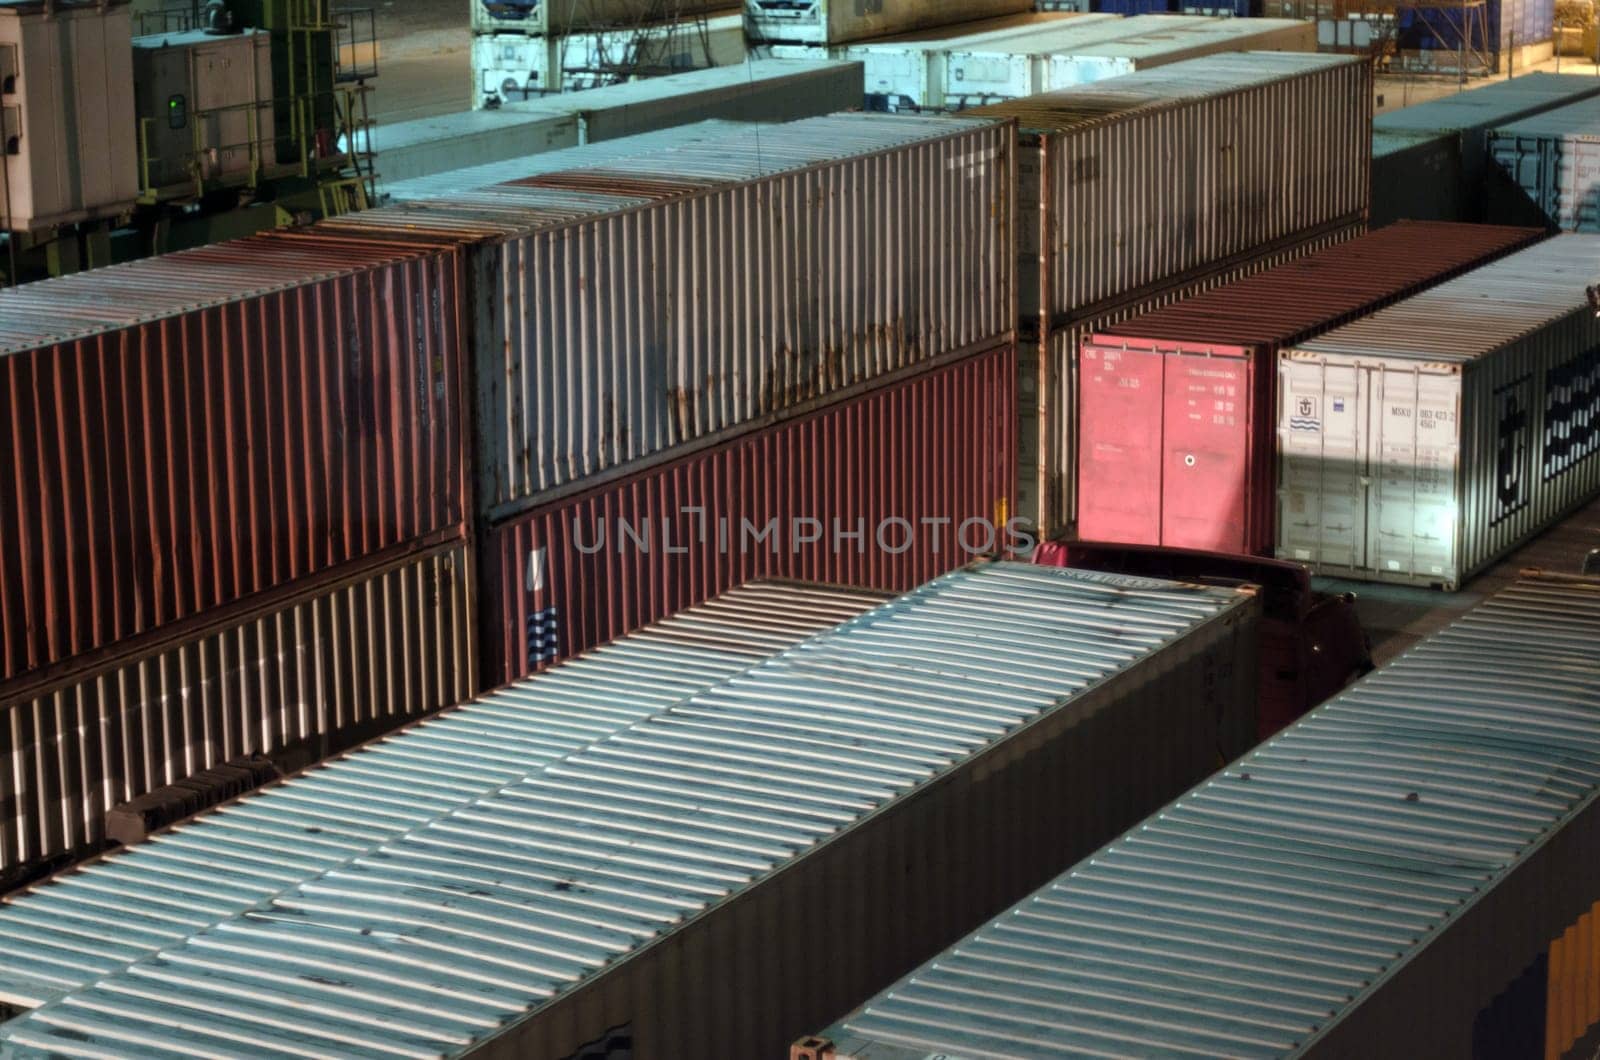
[
  {"x1": 1372, "y1": 130, "x2": 1465, "y2": 226},
  {"x1": 0, "y1": 230, "x2": 469, "y2": 689},
  {"x1": 969, "y1": 52, "x2": 1372, "y2": 533},
  {"x1": 1279, "y1": 235, "x2": 1600, "y2": 588},
  {"x1": 334, "y1": 114, "x2": 1014, "y2": 523},
  {"x1": 0, "y1": 539, "x2": 475, "y2": 876},
  {"x1": 0, "y1": 581, "x2": 880, "y2": 1003},
  {"x1": 1044, "y1": 18, "x2": 1316, "y2": 89},
  {"x1": 1077, "y1": 222, "x2": 1544, "y2": 555},
  {"x1": 804, "y1": 571, "x2": 1600, "y2": 1060},
  {"x1": 485, "y1": 343, "x2": 1016, "y2": 685},
  {"x1": 744, "y1": 0, "x2": 1033, "y2": 47},
  {"x1": 1487, "y1": 98, "x2": 1600, "y2": 231},
  {"x1": 0, "y1": 563, "x2": 1260, "y2": 1059},
  {"x1": 1374, "y1": 72, "x2": 1600, "y2": 220}
]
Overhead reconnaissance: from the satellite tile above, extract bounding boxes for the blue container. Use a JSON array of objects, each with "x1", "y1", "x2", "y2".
[
  {"x1": 1398, "y1": 0, "x2": 1555, "y2": 71},
  {"x1": 1091, "y1": 0, "x2": 1180, "y2": 13}
]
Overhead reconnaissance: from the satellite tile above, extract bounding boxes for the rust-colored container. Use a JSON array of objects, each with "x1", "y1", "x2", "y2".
[
  {"x1": 1077, "y1": 221, "x2": 1544, "y2": 555},
  {"x1": 0, "y1": 230, "x2": 470, "y2": 687},
  {"x1": 484, "y1": 345, "x2": 1017, "y2": 685}
]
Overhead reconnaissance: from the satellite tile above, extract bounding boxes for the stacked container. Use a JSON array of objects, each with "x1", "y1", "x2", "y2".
[
  {"x1": 968, "y1": 52, "x2": 1372, "y2": 532},
  {"x1": 0, "y1": 229, "x2": 477, "y2": 872},
  {"x1": 1076, "y1": 222, "x2": 1544, "y2": 555},
  {"x1": 1044, "y1": 17, "x2": 1314, "y2": 88},
  {"x1": 1278, "y1": 235, "x2": 1600, "y2": 588},
  {"x1": 1488, "y1": 97, "x2": 1600, "y2": 232},
  {"x1": 744, "y1": 0, "x2": 1033, "y2": 47}
]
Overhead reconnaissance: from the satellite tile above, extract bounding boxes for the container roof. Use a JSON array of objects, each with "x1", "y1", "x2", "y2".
[
  {"x1": 1292, "y1": 234, "x2": 1600, "y2": 365},
  {"x1": 1374, "y1": 72, "x2": 1600, "y2": 135},
  {"x1": 0, "y1": 582, "x2": 884, "y2": 1011},
  {"x1": 0, "y1": 563, "x2": 1251, "y2": 1058},
  {"x1": 1488, "y1": 93, "x2": 1600, "y2": 138},
  {"x1": 817, "y1": 571, "x2": 1600, "y2": 1057}
]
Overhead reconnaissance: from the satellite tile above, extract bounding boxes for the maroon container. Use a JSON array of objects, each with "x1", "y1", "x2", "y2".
[
  {"x1": 484, "y1": 345, "x2": 1017, "y2": 686},
  {"x1": 0, "y1": 230, "x2": 470, "y2": 687},
  {"x1": 1076, "y1": 221, "x2": 1544, "y2": 555}
]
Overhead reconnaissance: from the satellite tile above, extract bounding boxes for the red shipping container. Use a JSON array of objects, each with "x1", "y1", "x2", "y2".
[
  {"x1": 485, "y1": 346, "x2": 1017, "y2": 685},
  {"x1": 0, "y1": 230, "x2": 470, "y2": 688},
  {"x1": 1076, "y1": 221, "x2": 1544, "y2": 555}
]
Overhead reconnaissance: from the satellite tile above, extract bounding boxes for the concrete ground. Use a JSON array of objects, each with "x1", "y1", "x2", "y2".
[{"x1": 363, "y1": 0, "x2": 472, "y2": 123}]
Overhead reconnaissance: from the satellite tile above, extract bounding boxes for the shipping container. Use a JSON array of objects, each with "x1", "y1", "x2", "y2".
[
  {"x1": 369, "y1": 59, "x2": 864, "y2": 176},
  {"x1": 1179, "y1": 0, "x2": 1258, "y2": 15},
  {"x1": 1372, "y1": 130, "x2": 1465, "y2": 226},
  {"x1": 485, "y1": 343, "x2": 1016, "y2": 684},
  {"x1": 745, "y1": 0, "x2": 1033, "y2": 47},
  {"x1": 1090, "y1": 0, "x2": 1178, "y2": 12},
  {"x1": 0, "y1": 561, "x2": 1262, "y2": 1057},
  {"x1": 0, "y1": 229, "x2": 470, "y2": 688},
  {"x1": 835, "y1": 10, "x2": 1112, "y2": 112},
  {"x1": 1077, "y1": 222, "x2": 1543, "y2": 555},
  {"x1": 1374, "y1": 73, "x2": 1600, "y2": 220},
  {"x1": 1025, "y1": 221, "x2": 1366, "y2": 538},
  {"x1": 333, "y1": 113, "x2": 1015, "y2": 525},
  {"x1": 0, "y1": 538, "x2": 475, "y2": 879},
  {"x1": 1046, "y1": 18, "x2": 1316, "y2": 88},
  {"x1": 802, "y1": 570, "x2": 1600, "y2": 1060},
  {"x1": 0, "y1": 580, "x2": 880, "y2": 1006},
  {"x1": 968, "y1": 53, "x2": 1371, "y2": 532},
  {"x1": 1547, "y1": 899, "x2": 1600, "y2": 1060},
  {"x1": 383, "y1": 120, "x2": 759, "y2": 202},
  {"x1": 469, "y1": 10, "x2": 747, "y2": 106},
  {"x1": 1393, "y1": 0, "x2": 1554, "y2": 75},
  {"x1": 940, "y1": 14, "x2": 1205, "y2": 109},
  {"x1": 1488, "y1": 97, "x2": 1600, "y2": 231},
  {"x1": 469, "y1": 0, "x2": 730, "y2": 36},
  {"x1": 1279, "y1": 235, "x2": 1600, "y2": 589}
]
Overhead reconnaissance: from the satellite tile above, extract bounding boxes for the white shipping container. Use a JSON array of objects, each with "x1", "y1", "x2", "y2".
[
  {"x1": 745, "y1": 0, "x2": 1032, "y2": 47},
  {"x1": 969, "y1": 52, "x2": 1371, "y2": 531},
  {"x1": 470, "y1": 0, "x2": 729, "y2": 36},
  {"x1": 941, "y1": 14, "x2": 1205, "y2": 110},
  {"x1": 471, "y1": 11, "x2": 747, "y2": 107},
  {"x1": 334, "y1": 114, "x2": 1014, "y2": 522},
  {"x1": 837, "y1": 10, "x2": 1110, "y2": 112},
  {"x1": 1278, "y1": 235, "x2": 1600, "y2": 589},
  {"x1": 1045, "y1": 17, "x2": 1315, "y2": 87}
]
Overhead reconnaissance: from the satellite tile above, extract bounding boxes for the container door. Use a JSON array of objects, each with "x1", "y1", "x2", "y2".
[
  {"x1": 1162, "y1": 353, "x2": 1250, "y2": 553},
  {"x1": 1077, "y1": 341, "x2": 1163, "y2": 545},
  {"x1": 1278, "y1": 357, "x2": 1365, "y2": 571},
  {"x1": 1366, "y1": 367, "x2": 1460, "y2": 584}
]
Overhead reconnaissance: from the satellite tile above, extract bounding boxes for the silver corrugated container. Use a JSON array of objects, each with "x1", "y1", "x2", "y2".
[
  {"x1": 0, "y1": 581, "x2": 883, "y2": 1008},
  {"x1": 0, "y1": 562, "x2": 1260, "y2": 1057},
  {"x1": 745, "y1": 0, "x2": 1032, "y2": 47},
  {"x1": 969, "y1": 52, "x2": 1371, "y2": 533},
  {"x1": 1279, "y1": 235, "x2": 1600, "y2": 589},
  {"x1": 371, "y1": 59, "x2": 865, "y2": 183},
  {"x1": 1020, "y1": 220, "x2": 1366, "y2": 537},
  {"x1": 1044, "y1": 18, "x2": 1316, "y2": 89},
  {"x1": 1487, "y1": 98, "x2": 1600, "y2": 232},
  {"x1": 803, "y1": 570, "x2": 1600, "y2": 1060},
  {"x1": 0, "y1": 540, "x2": 476, "y2": 877},
  {"x1": 335, "y1": 113, "x2": 1015, "y2": 523}
]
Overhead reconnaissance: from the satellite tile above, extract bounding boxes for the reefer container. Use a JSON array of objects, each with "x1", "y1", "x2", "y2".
[
  {"x1": 1372, "y1": 130, "x2": 1464, "y2": 226},
  {"x1": 131, "y1": 28, "x2": 275, "y2": 190},
  {"x1": 1374, "y1": 72, "x2": 1600, "y2": 220},
  {"x1": 801, "y1": 570, "x2": 1600, "y2": 1060},
  {"x1": 1077, "y1": 222, "x2": 1543, "y2": 555},
  {"x1": 470, "y1": 0, "x2": 729, "y2": 36},
  {"x1": 335, "y1": 113, "x2": 1014, "y2": 524},
  {"x1": 939, "y1": 14, "x2": 1202, "y2": 110},
  {"x1": 0, "y1": 580, "x2": 880, "y2": 1004},
  {"x1": 484, "y1": 343, "x2": 1016, "y2": 684},
  {"x1": 1278, "y1": 235, "x2": 1600, "y2": 589},
  {"x1": 1488, "y1": 98, "x2": 1600, "y2": 231},
  {"x1": 0, "y1": 538, "x2": 474, "y2": 879},
  {"x1": 0, "y1": 0, "x2": 139, "y2": 232},
  {"x1": 1046, "y1": 17, "x2": 1316, "y2": 88},
  {"x1": 0, "y1": 562, "x2": 1261, "y2": 1058},
  {"x1": 0, "y1": 229, "x2": 469, "y2": 688},
  {"x1": 836, "y1": 11, "x2": 1109, "y2": 112},
  {"x1": 470, "y1": 10, "x2": 747, "y2": 106},
  {"x1": 745, "y1": 0, "x2": 1032, "y2": 46},
  {"x1": 968, "y1": 52, "x2": 1372, "y2": 532}
]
